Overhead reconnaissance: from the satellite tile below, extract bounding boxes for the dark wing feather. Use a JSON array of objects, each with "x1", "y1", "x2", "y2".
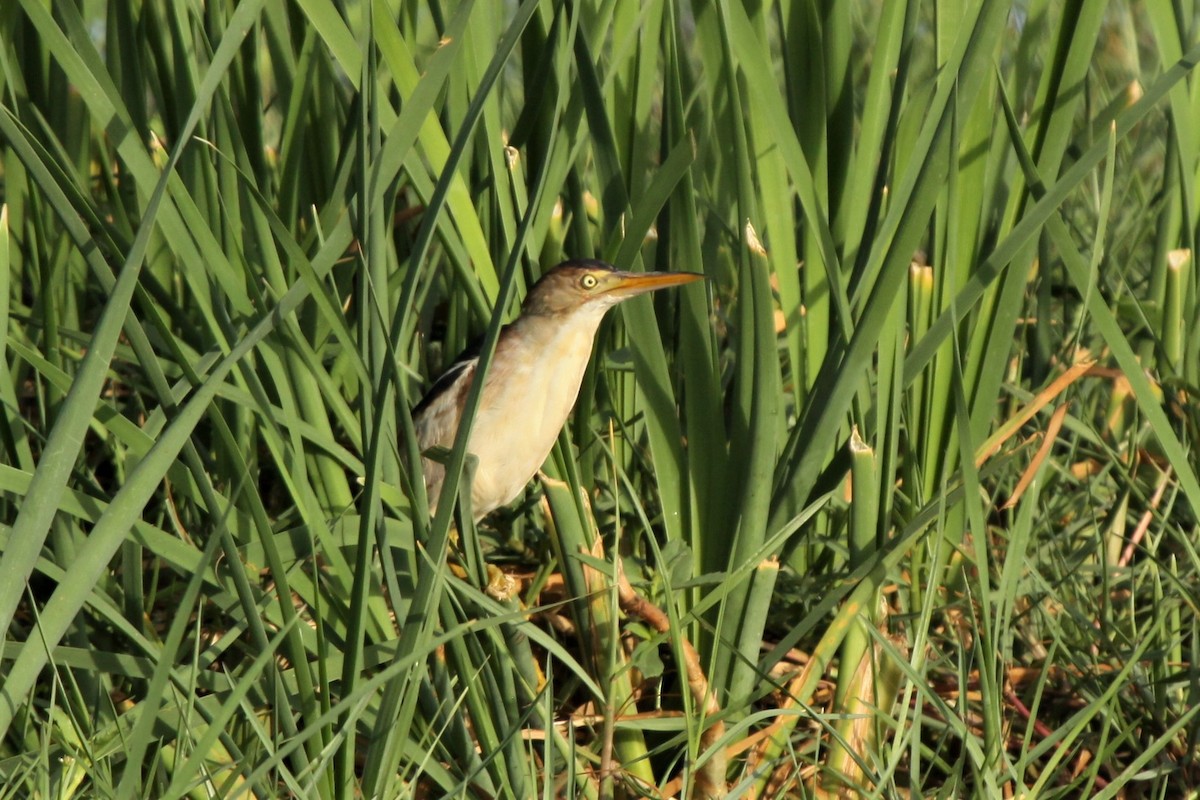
[
  {"x1": 412, "y1": 353, "x2": 478, "y2": 512},
  {"x1": 412, "y1": 348, "x2": 478, "y2": 421}
]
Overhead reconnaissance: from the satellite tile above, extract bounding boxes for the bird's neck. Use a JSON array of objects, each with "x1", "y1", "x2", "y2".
[
  {"x1": 510, "y1": 305, "x2": 610, "y2": 352},
  {"x1": 505, "y1": 306, "x2": 609, "y2": 400}
]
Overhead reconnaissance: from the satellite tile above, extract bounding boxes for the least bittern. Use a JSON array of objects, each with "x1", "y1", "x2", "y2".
[{"x1": 413, "y1": 259, "x2": 702, "y2": 521}]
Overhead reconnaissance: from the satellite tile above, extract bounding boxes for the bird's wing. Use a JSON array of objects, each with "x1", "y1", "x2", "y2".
[
  {"x1": 412, "y1": 322, "x2": 516, "y2": 440},
  {"x1": 413, "y1": 356, "x2": 477, "y2": 450}
]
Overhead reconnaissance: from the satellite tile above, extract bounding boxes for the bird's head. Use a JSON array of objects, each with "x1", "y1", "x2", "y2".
[{"x1": 522, "y1": 259, "x2": 704, "y2": 317}]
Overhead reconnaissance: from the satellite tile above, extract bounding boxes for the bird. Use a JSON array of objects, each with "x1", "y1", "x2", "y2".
[{"x1": 412, "y1": 258, "x2": 703, "y2": 522}]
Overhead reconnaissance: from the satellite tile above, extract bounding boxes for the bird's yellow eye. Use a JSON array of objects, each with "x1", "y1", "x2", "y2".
[{"x1": 580, "y1": 274, "x2": 598, "y2": 290}]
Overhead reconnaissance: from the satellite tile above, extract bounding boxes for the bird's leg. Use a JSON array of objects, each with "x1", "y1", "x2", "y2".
[
  {"x1": 444, "y1": 453, "x2": 511, "y2": 598},
  {"x1": 449, "y1": 454, "x2": 483, "y2": 572}
]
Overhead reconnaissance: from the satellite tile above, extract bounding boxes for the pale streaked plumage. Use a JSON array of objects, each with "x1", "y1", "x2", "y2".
[{"x1": 413, "y1": 259, "x2": 702, "y2": 521}]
